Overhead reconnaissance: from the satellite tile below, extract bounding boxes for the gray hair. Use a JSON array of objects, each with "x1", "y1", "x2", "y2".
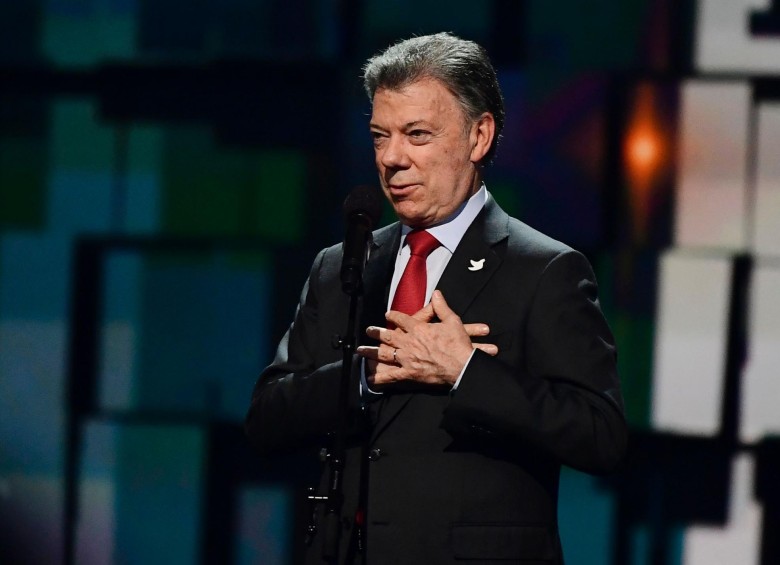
[{"x1": 362, "y1": 32, "x2": 505, "y2": 165}]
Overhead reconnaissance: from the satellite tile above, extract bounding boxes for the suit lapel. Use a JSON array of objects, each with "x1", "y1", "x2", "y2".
[
  {"x1": 436, "y1": 196, "x2": 509, "y2": 319},
  {"x1": 358, "y1": 223, "x2": 400, "y2": 342},
  {"x1": 371, "y1": 197, "x2": 510, "y2": 441},
  {"x1": 353, "y1": 223, "x2": 400, "y2": 434}
]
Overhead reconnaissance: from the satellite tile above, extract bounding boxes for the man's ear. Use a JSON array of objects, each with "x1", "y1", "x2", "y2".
[{"x1": 469, "y1": 112, "x2": 496, "y2": 164}]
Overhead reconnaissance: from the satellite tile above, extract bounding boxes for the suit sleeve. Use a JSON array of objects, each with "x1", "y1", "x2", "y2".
[
  {"x1": 442, "y1": 249, "x2": 627, "y2": 474},
  {"x1": 244, "y1": 248, "x2": 363, "y2": 454}
]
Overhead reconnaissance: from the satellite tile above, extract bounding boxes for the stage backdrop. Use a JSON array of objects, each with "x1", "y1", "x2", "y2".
[{"x1": 1, "y1": 1, "x2": 778, "y2": 564}]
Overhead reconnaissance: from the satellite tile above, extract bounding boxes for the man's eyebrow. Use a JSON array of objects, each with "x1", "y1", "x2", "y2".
[{"x1": 369, "y1": 120, "x2": 430, "y2": 130}]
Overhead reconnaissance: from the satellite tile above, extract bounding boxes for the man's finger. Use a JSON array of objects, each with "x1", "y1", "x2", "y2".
[
  {"x1": 357, "y1": 344, "x2": 396, "y2": 363},
  {"x1": 463, "y1": 323, "x2": 490, "y2": 337},
  {"x1": 366, "y1": 325, "x2": 396, "y2": 345},
  {"x1": 430, "y1": 290, "x2": 459, "y2": 321},
  {"x1": 412, "y1": 301, "x2": 435, "y2": 322},
  {"x1": 356, "y1": 345, "x2": 380, "y2": 360},
  {"x1": 473, "y1": 343, "x2": 499, "y2": 356},
  {"x1": 369, "y1": 366, "x2": 408, "y2": 386},
  {"x1": 385, "y1": 309, "x2": 421, "y2": 332}
]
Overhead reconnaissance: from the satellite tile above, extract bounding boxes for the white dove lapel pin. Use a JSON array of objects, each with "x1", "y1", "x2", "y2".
[{"x1": 468, "y1": 259, "x2": 485, "y2": 271}]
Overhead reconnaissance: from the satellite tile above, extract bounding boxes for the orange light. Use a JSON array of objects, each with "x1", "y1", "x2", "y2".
[
  {"x1": 628, "y1": 131, "x2": 661, "y2": 172},
  {"x1": 623, "y1": 84, "x2": 667, "y2": 241}
]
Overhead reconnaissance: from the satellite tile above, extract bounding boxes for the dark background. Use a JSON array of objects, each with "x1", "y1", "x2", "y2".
[{"x1": 1, "y1": 1, "x2": 778, "y2": 563}]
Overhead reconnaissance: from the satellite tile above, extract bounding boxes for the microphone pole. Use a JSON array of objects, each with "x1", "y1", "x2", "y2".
[{"x1": 320, "y1": 186, "x2": 381, "y2": 562}]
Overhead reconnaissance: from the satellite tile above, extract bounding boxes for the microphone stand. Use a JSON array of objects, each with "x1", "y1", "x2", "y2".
[
  {"x1": 307, "y1": 244, "x2": 371, "y2": 564},
  {"x1": 321, "y1": 289, "x2": 360, "y2": 562},
  {"x1": 307, "y1": 188, "x2": 379, "y2": 563}
]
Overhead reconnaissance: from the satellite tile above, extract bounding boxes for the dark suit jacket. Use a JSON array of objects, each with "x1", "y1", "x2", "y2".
[{"x1": 245, "y1": 197, "x2": 627, "y2": 565}]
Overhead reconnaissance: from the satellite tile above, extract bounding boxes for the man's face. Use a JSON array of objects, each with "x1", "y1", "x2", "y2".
[{"x1": 369, "y1": 77, "x2": 490, "y2": 228}]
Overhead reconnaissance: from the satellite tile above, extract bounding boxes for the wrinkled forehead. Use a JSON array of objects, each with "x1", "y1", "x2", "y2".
[{"x1": 370, "y1": 78, "x2": 469, "y2": 127}]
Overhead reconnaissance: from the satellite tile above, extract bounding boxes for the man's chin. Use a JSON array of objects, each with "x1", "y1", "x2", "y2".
[{"x1": 393, "y1": 206, "x2": 434, "y2": 229}]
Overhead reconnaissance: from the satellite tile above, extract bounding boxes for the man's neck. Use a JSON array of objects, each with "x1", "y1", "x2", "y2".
[{"x1": 401, "y1": 185, "x2": 488, "y2": 253}]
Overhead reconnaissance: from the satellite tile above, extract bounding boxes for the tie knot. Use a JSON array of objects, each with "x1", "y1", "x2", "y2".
[{"x1": 405, "y1": 230, "x2": 441, "y2": 258}]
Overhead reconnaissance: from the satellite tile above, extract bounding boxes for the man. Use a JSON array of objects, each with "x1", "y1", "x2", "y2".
[{"x1": 245, "y1": 32, "x2": 627, "y2": 564}]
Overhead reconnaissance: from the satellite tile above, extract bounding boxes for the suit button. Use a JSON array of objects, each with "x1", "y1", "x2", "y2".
[{"x1": 368, "y1": 448, "x2": 383, "y2": 461}]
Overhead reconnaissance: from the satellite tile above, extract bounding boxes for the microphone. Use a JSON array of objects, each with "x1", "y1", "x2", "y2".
[{"x1": 341, "y1": 185, "x2": 382, "y2": 295}]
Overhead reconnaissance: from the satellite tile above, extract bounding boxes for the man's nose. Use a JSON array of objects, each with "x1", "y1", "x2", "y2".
[{"x1": 380, "y1": 136, "x2": 411, "y2": 169}]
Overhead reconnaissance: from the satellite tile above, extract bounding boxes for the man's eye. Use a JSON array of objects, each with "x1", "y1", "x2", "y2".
[{"x1": 408, "y1": 130, "x2": 430, "y2": 142}]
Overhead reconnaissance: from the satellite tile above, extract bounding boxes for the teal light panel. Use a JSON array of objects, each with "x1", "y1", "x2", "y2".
[
  {"x1": 97, "y1": 249, "x2": 271, "y2": 420},
  {"x1": 236, "y1": 485, "x2": 293, "y2": 565},
  {"x1": 114, "y1": 424, "x2": 204, "y2": 564},
  {"x1": 42, "y1": 0, "x2": 137, "y2": 67},
  {"x1": 558, "y1": 468, "x2": 617, "y2": 565}
]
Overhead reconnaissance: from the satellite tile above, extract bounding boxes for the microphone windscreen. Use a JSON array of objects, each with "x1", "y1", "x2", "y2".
[{"x1": 343, "y1": 185, "x2": 382, "y2": 228}]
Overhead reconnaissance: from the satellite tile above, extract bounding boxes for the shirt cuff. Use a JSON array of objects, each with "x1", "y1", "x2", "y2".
[
  {"x1": 452, "y1": 349, "x2": 476, "y2": 391},
  {"x1": 360, "y1": 357, "x2": 384, "y2": 400}
]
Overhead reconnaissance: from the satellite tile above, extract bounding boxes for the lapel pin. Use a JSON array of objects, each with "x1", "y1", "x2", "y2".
[{"x1": 468, "y1": 259, "x2": 485, "y2": 271}]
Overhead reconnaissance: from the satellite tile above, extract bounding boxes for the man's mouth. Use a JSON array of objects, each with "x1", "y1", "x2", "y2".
[{"x1": 386, "y1": 183, "x2": 418, "y2": 196}]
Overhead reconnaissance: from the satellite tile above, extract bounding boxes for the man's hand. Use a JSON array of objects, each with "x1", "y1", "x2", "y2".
[{"x1": 356, "y1": 290, "x2": 498, "y2": 388}]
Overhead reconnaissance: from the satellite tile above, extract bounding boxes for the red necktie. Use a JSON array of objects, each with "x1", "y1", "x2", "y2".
[{"x1": 390, "y1": 230, "x2": 441, "y2": 317}]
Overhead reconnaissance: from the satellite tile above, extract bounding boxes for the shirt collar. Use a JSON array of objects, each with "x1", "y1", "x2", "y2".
[{"x1": 400, "y1": 184, "x2": 488, "y2": 253}]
